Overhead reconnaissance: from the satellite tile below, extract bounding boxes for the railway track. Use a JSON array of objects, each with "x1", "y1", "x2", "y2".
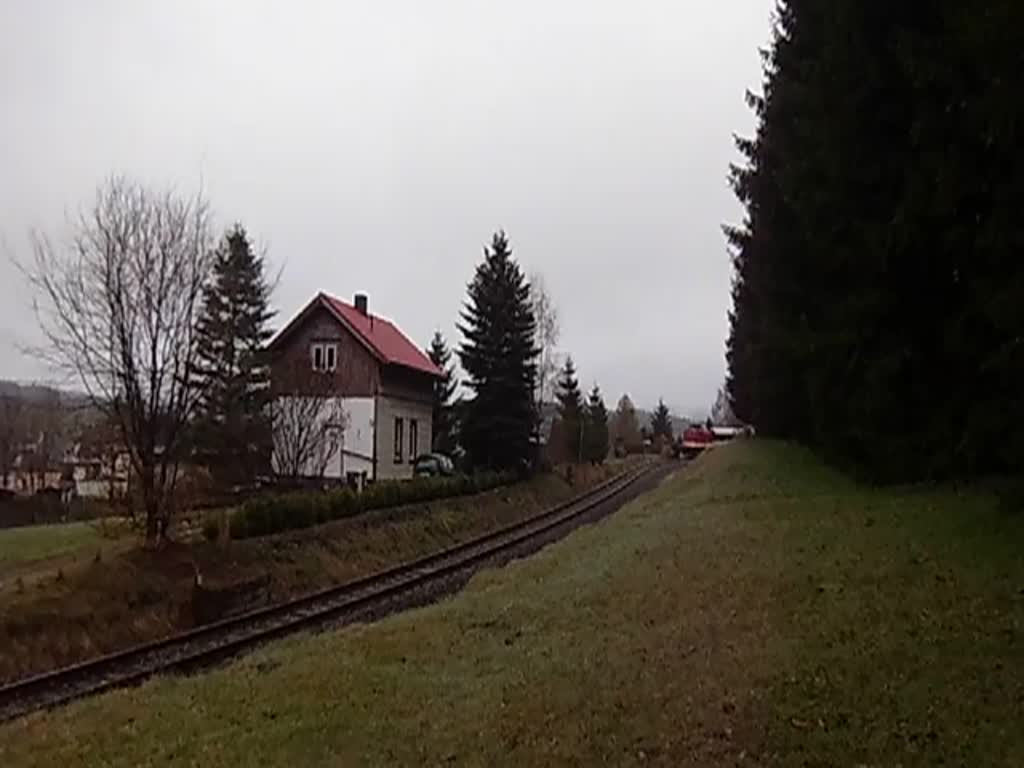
[{"x1": 0, "y1": 459, "x2": 671, "y2": 723}]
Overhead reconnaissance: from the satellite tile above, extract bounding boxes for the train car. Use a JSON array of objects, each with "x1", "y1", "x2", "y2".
[
  {"x1": 680, "y1": 424, "x2": 716, "y2": 459},
  {"x1": 678, "y1": 423, "x2": 753, "y2": 459}
]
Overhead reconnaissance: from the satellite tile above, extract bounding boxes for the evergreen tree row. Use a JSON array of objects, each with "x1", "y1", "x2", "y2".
[
  {"x1": 727, "y1": 1, "x2": 1024, "y2": 481},
  {"x1": 553, "y1": 357, "x2": 610, "y2": 464},
  {"x1": 454, "y1": 245, "x2": 613, "y2": 470}
]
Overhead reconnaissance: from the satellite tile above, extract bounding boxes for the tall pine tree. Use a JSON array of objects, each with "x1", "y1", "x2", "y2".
[
  {"x1": 458, "y1": 232, "x2": 539, "y2": 471},
  {"x1": 583, "y1": 384, "x2": 609, "y2": 464},
  {"x1": 554, "y1": 356, "x2": 584, "y2": 463},
  {"x1": 193, "y1": 225, "x2": 275, "y2": 487},
  {"x1": 427, "y1": 331, "x2": 457, "y2": 454},
  {"x1": 650, "y1": 398, "x2": 673, "y2": 440},
  {"x1": 727, "y1": 0, "x2": 1024, "y2": 482}
]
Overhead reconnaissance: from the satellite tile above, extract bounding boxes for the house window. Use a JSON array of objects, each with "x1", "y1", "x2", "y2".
[
  {"x1": 409, "y1": 419, "x2": 418, "y2": 460},
  {"x1": 394, "y1": 417, "x2": 404, "y2": 464},
  {"x1": 311, "y1": 342, "x2": 338, "y2": 372}
]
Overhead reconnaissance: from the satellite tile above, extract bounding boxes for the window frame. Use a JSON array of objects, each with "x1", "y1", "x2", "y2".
[
  {"x1": 394, "y1": 417, "x2": 404, "y2": 464},
  {"x1": 409, "y1": 419, "x2": 418, "y2": 461},
  {"x1": 311, "y1": 342, "x2": 338, "y2": 372}
]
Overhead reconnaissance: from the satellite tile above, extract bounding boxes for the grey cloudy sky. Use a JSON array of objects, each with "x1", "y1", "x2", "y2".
[{"x1": 0, "y1": 0, "x2": 771, "y2": 417}]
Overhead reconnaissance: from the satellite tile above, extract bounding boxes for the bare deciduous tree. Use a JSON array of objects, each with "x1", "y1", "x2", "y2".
[
  {"x1": 26, "y1": 177, "x2": 214, "y2": 544},
  {"x1": 529, "y1": 271, "x2": 560, "y2": 408},
  {"x1": 270, "y1": 372, "x2": 346, "y2": 481},
  {"x1": 610, "y1": 393, "x2": 642, "y2": 454}
]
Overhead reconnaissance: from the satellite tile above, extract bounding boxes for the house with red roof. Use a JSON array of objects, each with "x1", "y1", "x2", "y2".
[{"x1": 267, "y1": 292, "x2": 442, "y2": 482}]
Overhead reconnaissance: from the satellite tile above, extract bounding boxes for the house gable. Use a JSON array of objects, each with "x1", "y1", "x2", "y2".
[
  {"x1": 269, "y1": 293, "x2": 442, "y2": 399},
  {"x1": 270, "y1": 304, "x2": 381, "y2": 397}
]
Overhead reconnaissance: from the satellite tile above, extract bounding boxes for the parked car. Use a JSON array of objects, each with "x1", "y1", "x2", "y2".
[{"x1": 413, "y1": 453, "x2": 455, "y2": 478}]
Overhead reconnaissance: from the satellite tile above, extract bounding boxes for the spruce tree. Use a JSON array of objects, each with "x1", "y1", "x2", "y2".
[
  {"x1": 193, "y1": 225, "x2": 274, "y2": 486},
  {"x1": 554, "y1": 356, "x2": 584, "y2": 463},
  {"x1": 427, "y1": 331, "x2": 457, "y2": 454},
  {"x1": 583, "y1": 384, "x2": 610, "y2": 464},
  {"x1": 457, "y1": 231, "x2": 539, "y2": 471},
  {"x1": 650, "y1": 398, "x2": 673, "y2": 440},
  {"x1": 727, "y1": 1, "x2": 1024, "y2": 481}
]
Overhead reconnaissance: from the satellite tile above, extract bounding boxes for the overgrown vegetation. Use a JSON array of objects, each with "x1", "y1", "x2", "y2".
[
  {"x1": 5, "y1": 443, "x2": 1020, "y2": 766},
  {"x1": 229, "y1": 471, "x2": 515, "y2": 539},
  {"x1": 727, "y1": 2, "x2": 1024, "y2": 482}
]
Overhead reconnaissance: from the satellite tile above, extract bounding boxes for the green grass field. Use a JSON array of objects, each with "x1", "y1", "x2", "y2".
[
  {"x1": 0, "y1": 521, "x2": 106, "y2": 568},
  {"x1": 3, "y1": 442, "x2": 1022, "y2": 766}
]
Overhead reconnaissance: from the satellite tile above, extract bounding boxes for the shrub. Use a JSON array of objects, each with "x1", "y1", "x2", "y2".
[
  {"x1": 229, "y1": 471, "x2": 517, "y2": 540},
  {"x1": 328, "y1": 487, "x2": 358, "y2": 519},
  {"x1": 202, "y1": 520, "x2": 220, "y2": 542}
]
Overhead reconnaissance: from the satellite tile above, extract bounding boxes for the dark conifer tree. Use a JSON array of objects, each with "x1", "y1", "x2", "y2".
[
  {"x1": 192, "y1": 225, "x2": 274, "y2": 486},
  {"x1": 583, "y1": 384, "x2": 610, "y2": 464},
  {"x1": 727, "y1": 0, "x2": 1024, "y2": 481},
  {"x1": 427, "y1": 331, "x2": 457, "y2": 454},
  {"x1": 555, "y1": 357, "x2": 584, "y2": 463},
  {"x1": 650, "y1": 399, "x2": 673, "y2": 441},
  {"x1": 457, "y1": 232, "x2": 539, "y2": 471}
]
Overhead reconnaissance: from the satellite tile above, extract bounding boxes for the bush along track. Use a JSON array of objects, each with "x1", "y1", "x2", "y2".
[{"x1": 225, "y1": 471, "x2": 516, "y2": 540}]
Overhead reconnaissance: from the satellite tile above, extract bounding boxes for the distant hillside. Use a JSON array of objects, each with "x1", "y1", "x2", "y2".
[{"x1": 0, "y1": 380, "x2": 93, "y2": 408}]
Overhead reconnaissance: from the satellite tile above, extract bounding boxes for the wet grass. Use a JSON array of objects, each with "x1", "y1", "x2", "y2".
[
  {"x1": 0, "y1": 522, "x2": 106, "y2": 568},
  {"x1": 3, "y1": 443, "x2": 1022, "y2": 766}
]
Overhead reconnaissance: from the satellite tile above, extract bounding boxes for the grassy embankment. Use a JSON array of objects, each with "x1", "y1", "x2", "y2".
[
  {"x1": 0, "y1": 522, "x2": 106, "y2": 568},
  {"x1": 0, "y1": 461, "x2": 630, "y2": 685},
  {"x1": 3, "y1": 442, "x2": 1023, "y2": 766}
]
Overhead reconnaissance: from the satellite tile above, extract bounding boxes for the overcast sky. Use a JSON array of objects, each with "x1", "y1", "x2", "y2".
[{"x1": 0, "y1": 0, "x2": 771, "y2": 417}]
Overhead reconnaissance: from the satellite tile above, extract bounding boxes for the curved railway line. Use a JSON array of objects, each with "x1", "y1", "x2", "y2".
[{"x1": 0, "y1": 459, "x2": 674, "y2": 723}]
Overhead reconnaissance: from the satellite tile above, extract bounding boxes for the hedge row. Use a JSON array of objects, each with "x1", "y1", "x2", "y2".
[{"x1": 226, "y1": 471, "x2": 515, "y2": 540}]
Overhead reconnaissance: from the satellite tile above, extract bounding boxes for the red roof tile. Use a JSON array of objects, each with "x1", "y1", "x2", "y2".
[{"x1": 321, "y1": 294, "x2": 442, "y2": 378}]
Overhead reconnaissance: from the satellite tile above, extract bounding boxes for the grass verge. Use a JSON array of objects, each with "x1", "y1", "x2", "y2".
[
  {"x1": 0, "y1": 522, "x2": 108, "y2": 569},
  {"x1": 3, "y1": 443, "x2": 1022, "y2": 767}
]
